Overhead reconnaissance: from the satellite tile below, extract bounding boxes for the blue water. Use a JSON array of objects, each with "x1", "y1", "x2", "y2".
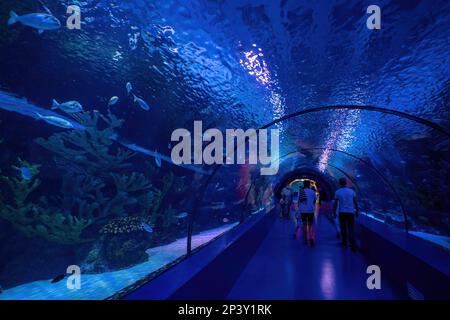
[{"x1": 0, "y1": 0, "x2": 449, "y2": 299}]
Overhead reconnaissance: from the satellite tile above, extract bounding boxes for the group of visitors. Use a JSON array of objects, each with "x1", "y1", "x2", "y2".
[{"x1": 280, "y1": 177, "x2": 359, "y2": 251}]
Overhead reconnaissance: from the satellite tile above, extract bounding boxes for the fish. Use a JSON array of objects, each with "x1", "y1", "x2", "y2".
[
  {"x1": 51, "y1": 274, "x2": 66, "y2": 283},
  {"x1": 108, "y1": 96, "x2": 119, "y2": 107},
  {"x1": 52, "y1": 99, "x2": 83, "y2": 113},
  {"x1": 175, "y1": 212, "x2": 188, "y2": 219},
  {"x1": 168, "y1": 142, "x2": 171, "y2": 149},
  {"x1": 216, "y1": 187, "x2": 225, "y2": 192},
  {"x1": 141, "y1": 223, "x2": 153, "y2": 233},
  {"x1": 8, "y1": 11, "x2": 61, "y2": 34},
  {"x1": 19, "y1": 166, "x2": 32, "y2": 180},
  {"x1": 407, "y1": 133, "x2": 430, "y2": 141},
  {"x1": 133, "y1": 94, "x2": 150, "y2": 110},
  {"x1": 35, "y1": 113, "x2": 74, "y2": 129},
  {"x1": 126, "y1": 82, "x2": 133, "y2": 95},
  {"x1": 203, "y1": 202, "x2": 226, "y2": 210},
  {"x1": 223, "y1": 218, "x2": 229, "y2": 223},
  {"x1": 155, "y1": 151, "x2": 162, "y2": 167}
]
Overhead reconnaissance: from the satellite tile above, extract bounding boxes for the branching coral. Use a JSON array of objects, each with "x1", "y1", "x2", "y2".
[
  {"x1": 33, "y1": 111, "x2": 154, "y2": 224},
  {"x1": 112, "y1": 172, "x2": 152, "y2": 193},
  {"x1": 0, "y1": 160, "x2": 92, "y2": 244},
  {"x1": 1, "y1": 110, "x2": 190, "y2": 249},
  {"x1": 35, "y1": 111, "x2": 135, "y2": 174}
]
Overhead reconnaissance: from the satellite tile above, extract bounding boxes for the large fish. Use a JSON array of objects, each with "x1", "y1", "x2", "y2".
[
  {"x1": 52, "y1": 99, "x2": 83, "y2": 113},
  {"x1": 8, "y1": 11, "x2": 61, "y2": 34},
  {"x1": 36, "y1": 113, "x2": 74, "y2": 129}
]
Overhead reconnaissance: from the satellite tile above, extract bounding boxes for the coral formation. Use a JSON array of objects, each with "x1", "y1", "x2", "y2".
[
  {"x1": 0, "y1": 159, "x2": 92, "y2": 244},
  {"x1": 1, "y1": 112, "x2": 153, "y2": 244},
  {"x1": 33, "y1": 111, "x2": 157, "y2": 231},
  {"x1": 0, "y1": 110, "x2": 190, "y2": 272},
  {"x1": 35, "y1": 111, "x2": 135, "y2": 174}
]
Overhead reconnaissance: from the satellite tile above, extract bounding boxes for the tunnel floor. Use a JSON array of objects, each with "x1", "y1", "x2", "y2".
[{"x1": 227, "y1": 212, "x2": 404, "y2": 300}]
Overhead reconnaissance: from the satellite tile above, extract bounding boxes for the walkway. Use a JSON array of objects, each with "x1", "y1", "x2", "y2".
[{"x1": 227, "y1": 212, "x2": 403, "y2": 299}]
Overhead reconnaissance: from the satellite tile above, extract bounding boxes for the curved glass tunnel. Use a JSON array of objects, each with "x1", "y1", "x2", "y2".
[{"x1": 0, "y1": 0, "x2": 449, "y2": 300}]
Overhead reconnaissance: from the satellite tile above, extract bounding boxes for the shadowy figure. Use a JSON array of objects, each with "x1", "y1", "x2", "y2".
[
  {"x1": 280, "y1": 185, "x2": 292, "y2": 219},
  {"x1": 292, "y1": 181, "x2": 303, "y2": 238},
  {"x1": 333, "y1": 178, "x2": 359, "y2": 251}
]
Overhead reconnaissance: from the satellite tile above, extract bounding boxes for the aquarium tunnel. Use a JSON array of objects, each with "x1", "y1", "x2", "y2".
[{"x1": 0, "y1": 0, "x2": 449, "y2": 300}]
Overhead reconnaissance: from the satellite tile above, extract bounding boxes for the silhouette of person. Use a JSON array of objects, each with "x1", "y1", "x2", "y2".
[
  {"x1": 298, "y1": 180, "x2": 317, "y2": 247},
  {"x1": 333, "y1": 177, "x2": 359, "y2": 251}
]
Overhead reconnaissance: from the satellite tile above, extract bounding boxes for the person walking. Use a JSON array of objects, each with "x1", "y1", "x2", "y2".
[
  {"x1": 298, "y1": 180, "x2": 317, "y2": 247},
  {"x1": 333, "y1": 177, "x2": 359, "y2": 251}
]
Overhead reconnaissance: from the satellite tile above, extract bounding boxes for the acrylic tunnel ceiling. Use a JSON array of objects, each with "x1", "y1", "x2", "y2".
[{"x1": 1, "y1": 2, "x2": 448, "y2": 149}]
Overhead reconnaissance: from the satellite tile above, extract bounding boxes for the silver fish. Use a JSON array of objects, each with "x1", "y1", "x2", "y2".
[
  {"x1": 108, "y1": 96, "x2": 119, "y2": 106},
  {"x1": 126, "y1": 82, "x2": 133, "y2": 95},
  {"x1": 52, "y1": 99, "x2": 83, "y2": 113},
  {"x1": 141, "y1": 223, "x2": 153, "y2": 233},
  {"x1": 203, "y1": 202, "x2": 226, "y2": 210},
  {"x1": 155, "y1": 151, "x2": 162, "y2": 167},
  {"x1": 36, "y1": 113, "x2": 74, "y2": 129},
  {"x1": 133, "y1": 94, "x2": 150, "y2": 111},
  {"x1": 175, "y1": 212, "x2": 188, "y2": 219},
  {"x1": 8, "y1": 11, "x2": 61, "y2": 34}
]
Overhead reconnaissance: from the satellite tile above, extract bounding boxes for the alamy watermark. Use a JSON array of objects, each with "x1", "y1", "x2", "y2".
[
  {"x1": 66, "y1": 265, "x2": 81, "y2": 290},
  {"x1": 62, "y1": 4, "x2": 378, "y2": 31},
  {"x1": 170, "y1": 121, "x2": 279, "y2": 175},
  {"x1": 66, "y1": 5, "x2": 81, "y2": 30},
  {"x1": 367, "y1": 5, "x2": 381, "y2": 30},
  {"x1": 366, "y1": 265, "x2": 381, "y2": 290}
]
